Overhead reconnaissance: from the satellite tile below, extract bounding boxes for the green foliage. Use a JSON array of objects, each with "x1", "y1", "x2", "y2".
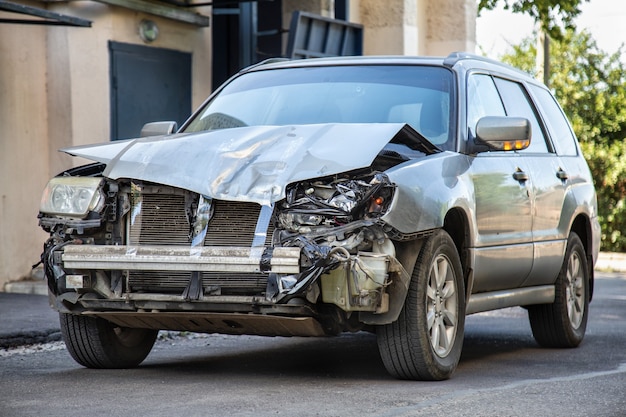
[
  {"x1": 501, "y1": 31, "x2": 626, "y2": 251},
  {"x1": 478, "y1": 0, "x2": 589, "y2": 40},
  {"x1": 581, "y1": 141, "x2": 626, "y2": 250}
]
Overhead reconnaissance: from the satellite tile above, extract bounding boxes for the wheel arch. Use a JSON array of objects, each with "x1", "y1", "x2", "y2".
[
  {"x1": 391, "y1": 206, "x2": 471, "y2": 293},
  {"x1": 570, "y1": 214, "x2": 595, "y2": 301},
  {"x1": 367, "y1": 206, "x2": 472, "y2": 326},
  {"x1": 443, "y1": 207, "x2": 472, "y2": 304}
]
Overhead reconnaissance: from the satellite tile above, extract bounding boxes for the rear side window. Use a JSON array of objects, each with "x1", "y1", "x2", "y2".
[
  {"x1": 493, "y1": 78, "x2": 549, "y2": 153},
  {"x1": 529, "y1": 85, "x2": 579, "y2": 156}
]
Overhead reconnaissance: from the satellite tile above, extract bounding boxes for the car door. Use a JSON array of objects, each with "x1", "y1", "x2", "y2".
[
  {"x1": 466, "y1": 73, "x2": 534, "y2": 292},
  {"x1": 492, "y1": 77, "x2": 568, "y2": 287},
  {"x1": 523, "y1": 84, "x2": 593, "y2": 285}
]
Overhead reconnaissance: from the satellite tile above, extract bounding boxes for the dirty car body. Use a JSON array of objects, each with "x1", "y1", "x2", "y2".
[{"x1": 38, "y1": 54, "x2": 600, "y2": 380}]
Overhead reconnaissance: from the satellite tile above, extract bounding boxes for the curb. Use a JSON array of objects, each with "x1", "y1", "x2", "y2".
[
  {"x1": 0, "y1": 330, "x2": 62, "y2": 349},
  {"x1": 4, "y1": 280, "x2": 48, "y2": 296},
  {"x1": 3, "y1": 267, "x2": 48, "y2": 295},
  {"x1": 595, "y1": 252, "x2": 626, "y2": 273}
]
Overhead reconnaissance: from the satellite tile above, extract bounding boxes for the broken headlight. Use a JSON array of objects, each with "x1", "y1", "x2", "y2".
[{"x1": 40, "y1": 177, "x2": 104, "y2": 218}]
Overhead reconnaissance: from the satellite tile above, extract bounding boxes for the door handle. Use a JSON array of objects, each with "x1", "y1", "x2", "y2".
[
  {"x1": 556, "y1": 168, "x2": 569, "y2": 180},
  {"x1": 513, "y1": 169, "x2": 528, "y2": 182}
]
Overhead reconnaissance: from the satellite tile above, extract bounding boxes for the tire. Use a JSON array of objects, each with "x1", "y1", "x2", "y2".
[
  {"x1": 377, "y1": 230, "x2": 465, "y2": 381},
  {"x1": 528, "y1": 232, "x2": 589, "y2": 348},
  {"x1": 60, "y1": 313, "x2": 158, "y2": 369}
]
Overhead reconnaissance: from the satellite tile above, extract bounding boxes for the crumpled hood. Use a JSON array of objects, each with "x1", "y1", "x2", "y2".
[{"x1": 62, "y1": 123, "x2": 431, "y2": 205}]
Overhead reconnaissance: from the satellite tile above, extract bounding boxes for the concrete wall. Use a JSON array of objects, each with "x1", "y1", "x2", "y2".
[
  {"x1": 424, "y1": 0, "x2": 476, "y2": 55},
  {"x1": 356, "y1": 0, "x2": 475, "y2": 55},
  {"x1": 0, "y1": 12, "x2": 51, "y2": 286},
  {"x1": 0, "y1": 1, "x2": 212, "y2": 290}
]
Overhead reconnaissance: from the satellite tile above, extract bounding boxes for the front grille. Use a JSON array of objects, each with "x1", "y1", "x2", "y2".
[
  {"x1": 129, "y1": 193, "x2": 274, "y2": 247},
  {"x1": 205, "y1": 200, "x2": 272, "y2": 246},
  {"x1": 126, "y1": 186, "x2": 276, "y2": 295}
]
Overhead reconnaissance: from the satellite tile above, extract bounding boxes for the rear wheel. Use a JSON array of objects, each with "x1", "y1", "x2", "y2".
[
  {"x1": 377, "y1": 230, "x2": 465, "y2": 380},
  {"x1": 60, "y1": 313, "x2": 158, "y2": 368},
  {"x1": 528, "y1": 232, "x2": 589, "y2": 347}
]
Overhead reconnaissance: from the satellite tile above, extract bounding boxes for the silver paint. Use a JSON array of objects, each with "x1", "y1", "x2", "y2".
[{"x1": 62, "y1": 123, "x2": 410, "y2": 206}]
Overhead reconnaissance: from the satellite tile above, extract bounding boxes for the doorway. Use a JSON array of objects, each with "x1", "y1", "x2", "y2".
[{"x1": 109, "y1": 41, "x2": 191, "y2": 140}]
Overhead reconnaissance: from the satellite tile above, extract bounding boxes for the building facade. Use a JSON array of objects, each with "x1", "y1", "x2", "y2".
[{"x1": 0, "y1": 0, "x2": 476, "y2": 290}]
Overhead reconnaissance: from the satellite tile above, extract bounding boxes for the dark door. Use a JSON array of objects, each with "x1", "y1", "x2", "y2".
[
  {"x1": 212, "y1": 1, "x2": 283, "y2": 90},
  {"x1": 109, "y1": 41, "x2": 191, "y2": 140},
  {"x1": 211, "y1": 1, "x2": 353, "y2": 90}
]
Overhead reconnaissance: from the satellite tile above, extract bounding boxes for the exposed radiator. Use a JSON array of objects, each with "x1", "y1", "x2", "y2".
[
  {"x1": 126, "y1": 186, "x2": 276, "y2": 295},
  {"x1": 129, "y1": 193, "x2": 274, "y2": 247}
]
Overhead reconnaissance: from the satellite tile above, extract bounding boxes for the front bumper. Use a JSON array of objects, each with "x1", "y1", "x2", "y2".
[
  {"x1": 62, "y1": 244, "x2": 301, "y2": 274},
  {"x1": 48, "y1": 242, "x2": 405, "y2": 334}
]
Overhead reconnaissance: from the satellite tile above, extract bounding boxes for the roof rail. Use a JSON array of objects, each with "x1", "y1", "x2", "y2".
[
  {"x1": 443, "y1": 51, "x2": 532, "y2": 78},
  {"x1": 443, "y1": 52, "x2": 504, "y2": 68},
  {"x1": 239, "y1": 57, "x2": 291, "y2": 73},
  {"x1": 257, "y1": 57, "x2": 291, "y2": 66}
]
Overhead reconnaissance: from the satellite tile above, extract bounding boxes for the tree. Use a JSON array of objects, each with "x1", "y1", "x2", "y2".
[
  {"x1": 478, "y1": 0, "x2": 589, "y2": 40},
  {"x1": 478, "y1": 0, "x2": 589, "y2": 85},
  {"x1": 501, "y1": 30, "x2": 626, "y2": 251}
]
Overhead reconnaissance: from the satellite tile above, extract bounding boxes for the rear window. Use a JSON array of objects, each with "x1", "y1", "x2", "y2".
[{"x1": 529, "y1": 85, "x2": 579, "y2": 156}]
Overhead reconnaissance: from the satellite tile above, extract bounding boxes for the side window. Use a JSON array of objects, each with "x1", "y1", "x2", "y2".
[
  {"x1": 529, "y1": 85, "x2": 579, "y2": 156},
  {"x1": 467, "y1": 74, "x2": 506, "y2": 138},
  {"x1": 493, "y1": 78, "x2": 549, "y2": 153}
]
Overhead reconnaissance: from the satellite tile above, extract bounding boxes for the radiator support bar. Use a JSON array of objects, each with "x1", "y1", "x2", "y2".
[{"x1": 62, "y1": 245, "x2": 301, "y2": 274}]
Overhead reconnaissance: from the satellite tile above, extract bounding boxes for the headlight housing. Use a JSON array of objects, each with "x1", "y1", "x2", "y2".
[{"x1": 40, "y1": 177, "x2": 104, "y2": 218}]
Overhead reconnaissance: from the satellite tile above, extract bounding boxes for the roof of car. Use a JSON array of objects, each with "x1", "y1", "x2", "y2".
[
  {"x1": 243, "y1": 55, "x2": 446, "y2": 71},
  {"x1": 242, "y1": 52, "x2": 536, "y2": 84}
]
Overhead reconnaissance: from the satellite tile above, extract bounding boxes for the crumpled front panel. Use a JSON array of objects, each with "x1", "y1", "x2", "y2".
[{"x1": 63, "y1": 123, "x2": 408, "y2": 205}]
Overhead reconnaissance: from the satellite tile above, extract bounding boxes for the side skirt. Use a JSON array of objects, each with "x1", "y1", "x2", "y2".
[{"x1": 466, "y1": 285, "x2": 555, "y2": 315}]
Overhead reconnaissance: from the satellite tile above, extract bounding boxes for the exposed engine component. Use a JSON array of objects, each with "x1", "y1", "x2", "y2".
[
  {"x1": 266, "y1": 171, "x2": 400, "y2": 304},
  {"x1": 277, "y1": 171, "x2": 393, "y2": 237}
]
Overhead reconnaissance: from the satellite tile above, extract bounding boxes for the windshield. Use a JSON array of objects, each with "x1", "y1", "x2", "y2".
[{"x1": 183, "y1": 65, "x2": 455, "y2": 150}]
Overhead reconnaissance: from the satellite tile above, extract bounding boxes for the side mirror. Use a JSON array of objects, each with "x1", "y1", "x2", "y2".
[
  {"x1": 471, "y1": 116, "x2": 531, "y2": 153},
  {"x1": 140, "y1": 121, "x2": 178, "y2": 137}
]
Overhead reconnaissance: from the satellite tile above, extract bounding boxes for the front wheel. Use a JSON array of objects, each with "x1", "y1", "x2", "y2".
[
  {"x1": 60, "y1": 313, "x2": 158, "y2": 368},
  {"x1": 528, "y1": 232, "x2": 589, "y2": 348},
  {"x1": 377, "y1": 230, "x2": 465, "y2": 380}
]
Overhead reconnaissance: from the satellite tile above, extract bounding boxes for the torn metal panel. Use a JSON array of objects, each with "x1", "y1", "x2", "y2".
[
  {"x1": 62, "y1": 123, "x2": 419, "y2": 205},
  {"x1": 62, "y1": 138, "x2": 135, "y2": 164}
]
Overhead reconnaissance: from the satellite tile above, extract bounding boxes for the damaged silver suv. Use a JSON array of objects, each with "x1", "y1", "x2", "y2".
[{"x1": 38, "y1": 53, "x2": 600, "y2": 380}]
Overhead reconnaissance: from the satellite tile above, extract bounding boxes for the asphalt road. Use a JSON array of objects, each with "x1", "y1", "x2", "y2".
[{"x1": 1, "y1": 272, "x2": 625, "y2": 417}]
